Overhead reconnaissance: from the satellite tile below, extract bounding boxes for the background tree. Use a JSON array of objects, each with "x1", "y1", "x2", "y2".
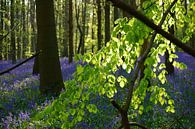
[
  {"x1": 10, "y1": 0, "x2": 16, "y2": 64},
  {"x1": 62, "y1": 0, "x2": 69, "y2": 57},
  {"x1": 97, "y1": 0, "x2": 102, "y2": 50},
  {"x1": 0, "y1": 0, "x2": 4, "y2": 60},
  {"x1": 104, "y1": 0, "x2": 110, "y2": 45},
  {"x1": 69, "y1": 0, "x2": 74, "y2": 63}
]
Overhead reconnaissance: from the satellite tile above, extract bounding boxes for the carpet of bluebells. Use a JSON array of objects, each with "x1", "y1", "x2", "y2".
[{"x1": 0, "y1": 52, "x2": 194, "y2": 129}]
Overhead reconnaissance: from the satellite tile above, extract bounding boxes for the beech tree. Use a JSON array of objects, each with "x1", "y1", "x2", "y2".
[
  {"x1": 10, "y1": 0, "x2": 16, "y2": 64},
  {"x1": 35, "y1": 0, "x2": 64, "y2": 95}
]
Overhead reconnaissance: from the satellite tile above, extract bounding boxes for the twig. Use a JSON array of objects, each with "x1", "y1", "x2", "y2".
[
  {"x1": 166, "y1": 111, "x2": 188, "y2": 129},
  {"x1": 111, "y1": 99, "x2": 123, "y2": 112},
  {"x1": 0, "y1": 51, "x2": 41, "y2": 76},
  {"x1": 0, "y1": 22, "x2": 20, "y2": 41},
  {"x1": 107, "y1": 0, "x2": 195, "y2": 57}
]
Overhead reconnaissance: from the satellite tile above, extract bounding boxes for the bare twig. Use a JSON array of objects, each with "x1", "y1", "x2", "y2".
[
  {"x1": 0, "y1": 22, "x2": 20, "y2": 41},
  {"x1": 111, "y1": 99, "x2": 123, "y2": 112}
]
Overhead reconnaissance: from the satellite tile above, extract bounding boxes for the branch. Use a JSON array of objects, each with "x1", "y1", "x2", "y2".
[
  {"x1": 166, "y1": 111, "x2": 188, "y2": 129},
  {"x1": 107, "y1": 0, "x2": 195, "y2": 57},
  {"x1": 0, "y1": 51, "x2": 41, "y2": 76},
  {"x1": 111, "y1": 99, "x2": 123, "y2": 112},
  {"x1": 123, "y1": 0, "x2": 178, "y2": 112},
  {"x1": 140, "y1": 0, "x2": 178, "y2": 62},
  {"x1": 0, "y1": 22, "x2": 20, "y2": 41}
]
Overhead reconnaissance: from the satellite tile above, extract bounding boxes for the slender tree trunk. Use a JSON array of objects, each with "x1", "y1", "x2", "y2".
[
  {"x1": 105, "y1": 1, "x2": 110, "y2": 45},
  {"x1": 36, "y1": 0, "x2": 64, "y2": 95},
  {"x1": 114, "y1": 7, "x2": 119, "y2": 27},
  {"x1": 30, "y1": 0, "x2": 36, "y2": 53},
  {"x1": 11, "y1": 0, "x2": 16, "y2": 64},
  {"x1": 75, "y1": 1, "x2": 82, "y2": 54},
  {"x1": 165, "y1": 26, "x2": 174, "y2": 74},
  {"x1": 69, "y1": 0, "x2": 74, "y2": 63},
  {"x1": 22, "y1": 0, "x2": 27, "y2": 58},
  {"x1": 91, "y1": 1, "x2": 95, "y2": 52},
  {"x1": 62, "y1": 0, "x2": 69, "y2": 57},
  {"x1": 81, "y1": 0, "x2": 87, "y2": 55},
  {"x1": 4, "y1": 0, "x2": 9, "y2": 60},
  {"x1": 15, "y1": 0, "x2": 21, "y2": 59},
  {"x1": 0, "y1": 0, "x2": 4, "y2": 60},
  {"x1": 97, "y1": 0, "x2": 102, "y2": 50}
]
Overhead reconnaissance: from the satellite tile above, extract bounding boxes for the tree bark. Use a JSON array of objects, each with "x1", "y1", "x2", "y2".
[
  {"x1": 62, "y1": 0, "x2": 69, "y2": 57},
  {"x1": 97, "y1": 0, "x2": 102, "y2": 50},
  {"x1": 11, "y1": 0, "x2": 16, "y2": 64},
  {"x1": 69, "y1": 0, "x2": 74, "y2": 63},
  {"x1": 0, "y1": 0, "x2": 4, "y2": 60},
  {"x1": 36, "y1": 0, "x2": 64, "y2": 95},
  {"x1": 22, "y1": 0, "x2": 27, "y2": 58},
  {"x1": 105, "y1": 1, "x2": 110, "y2": 45}
]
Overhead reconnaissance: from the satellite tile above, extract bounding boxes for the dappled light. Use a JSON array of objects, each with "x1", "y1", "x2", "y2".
[{"x1": 0, "y1": 0, "x2": 194, "y2": 128}]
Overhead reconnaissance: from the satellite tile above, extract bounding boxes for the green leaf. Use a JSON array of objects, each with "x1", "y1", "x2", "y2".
[
  {"x1": 98, "y1": 86, "x2": 105, "y2": 95},
  {"x1": 119, "y1": 81, "x2": 125, "y2": 88},
  {"x1": 86, "y1": 104, "x2": 98, "y2": 113},
  {"x1": 173, "y1": 61, "x2": 187, "y2": 70},
  {"x1": 107, "y1": 75, "x2": 115, "y2": 84},
  {"x1": 158, "y1": 70, "x2": 167, "y2": 84},
  {"x1": 76, "y1": 65, "x2": 83, "y2": 75},
  {"x1": 138, "y1": 105, "x2": 144, "y2": 115},
  {"x1": 70, "y1": 109, "x2": 76, "y2": 116},
  {"x1": 122, "y1": 63, "x2": 127, "y2": 69}
]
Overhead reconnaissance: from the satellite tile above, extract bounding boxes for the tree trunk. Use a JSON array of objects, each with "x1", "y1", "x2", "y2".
[
  {"x1": 36, "y1": 0, "x2": 64, "y2": 95},
  {"x1": 165, "y1": 25, "x2": 174, "y2": 75},
  {"x1": 114, "y1": 7, "x2": 119, "y2": 26},
  {"x1": 11, "y1": 0, "x2": 16, "y2": 64},
  {"x1": 0, "y1": 0, "x2": 4, "y2": 60},
  {"x1": 97, "y1": 0, "x2": 102, "y2": 50},
  {"x1": 81, "y1": 0, "x2": 87, "y2": 55},
  {"x1": 30, "y1": 0, "x2": 36, "y2": 53},
  {"x1": 68, "y1": 0, "x2": 74, "y2": 63},
  {"x1": 62, "y1": 0, "x2": 69, "y2": 57},
  {"x1": 22, "y1": 0, "x2": 27, "y2": 58},
  {"x1": 105, "y1": 1, "x2": 110, "y2": 45}
]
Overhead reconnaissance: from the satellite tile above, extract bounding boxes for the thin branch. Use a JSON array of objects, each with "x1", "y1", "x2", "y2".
[
  {"x1": 166, "y1": 111, "x2": 188, "y2": 129},
  {"x1": 0, "y1": 51, "x2": 41, "y2": 76},
  {"x1": 123, "y1": 0, "x2": 178, "y2": 112},
  {"x1": 107, "y1": 0, "x2": 195, "y2": 57},
  {"x1": 0, "y1": 22, "x2": 20, "y2": 41},
  {"x1": 111, "y1": 99, "x2": 123, "y2": 112}
]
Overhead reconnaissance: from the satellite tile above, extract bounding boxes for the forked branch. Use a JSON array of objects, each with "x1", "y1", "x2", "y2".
[{"x1": 107, "y1": 0, "x2": 195, "y2": 57}]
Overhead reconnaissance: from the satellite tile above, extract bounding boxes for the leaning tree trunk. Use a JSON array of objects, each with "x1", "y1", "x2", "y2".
[{"x1": 36, "y1": 0, "x2": 64, "y2": 95}]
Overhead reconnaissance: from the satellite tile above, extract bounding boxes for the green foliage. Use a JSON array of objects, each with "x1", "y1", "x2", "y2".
[{"x1": 30, "y1": 0, "x2": 195, "y2": 128}]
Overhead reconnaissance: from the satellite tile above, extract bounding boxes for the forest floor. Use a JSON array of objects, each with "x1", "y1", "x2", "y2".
[{"x1": 0, "y1": 52, "x2": 194, "y2": 129}]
